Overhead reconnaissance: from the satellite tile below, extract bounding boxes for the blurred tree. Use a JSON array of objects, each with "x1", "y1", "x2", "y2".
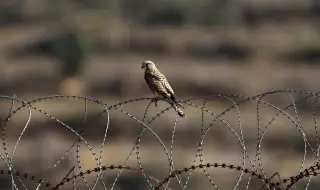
[
  {"x1": 54, "y1": 28, "x2": 90, "y2": 95},
  {"x1": 0, "y1": 1, "x2": 23, "y2": 26},
  {"x1": 31, "y1": 0, "x2": 90, "y2": 78},
  {"x1": 51, "y1": 31, "x2": 87, "y2": 77},
  {"x1": 43, "y1": 0, "x2": 96, "y2": 95}
]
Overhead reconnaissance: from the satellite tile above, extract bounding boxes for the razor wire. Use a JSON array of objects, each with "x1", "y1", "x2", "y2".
[{"x1": 0, "y1": 89, "x2": 320, "y2": 189}]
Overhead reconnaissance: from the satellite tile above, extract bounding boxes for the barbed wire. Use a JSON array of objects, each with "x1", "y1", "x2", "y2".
[{"x1": 0, "y1": 89, "x2": 320, "y2": 189}]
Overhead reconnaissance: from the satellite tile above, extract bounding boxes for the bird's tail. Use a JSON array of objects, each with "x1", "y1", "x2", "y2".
[
  {"x1": 176, "y1": 101, "x2": 185, "y2": 109},
  {"x1": 171, "y1": 101, "x2": 186, "y2": 117}
]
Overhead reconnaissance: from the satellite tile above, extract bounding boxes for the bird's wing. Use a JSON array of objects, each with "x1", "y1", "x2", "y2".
[
  {"x1": 159, "y1": 74, "x2": 185, "y2": 108},
  {"x1": 144, "y1": 72, "x2": 169, "y2": 97},
  {"x1": 159, "y1": 73, "x2": 176, "y2": 100}
]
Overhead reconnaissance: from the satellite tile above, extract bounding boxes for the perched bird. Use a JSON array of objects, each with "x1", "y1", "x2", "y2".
[{"x1": 141, "y1": 60, "x2": 185, "y2": 117}]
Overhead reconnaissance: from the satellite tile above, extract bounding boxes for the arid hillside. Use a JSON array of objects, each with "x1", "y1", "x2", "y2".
[{"x1": 0, "y1": 1, "x2": 320, "y2": 189}]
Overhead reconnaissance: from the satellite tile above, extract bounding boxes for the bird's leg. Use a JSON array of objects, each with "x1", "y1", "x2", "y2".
[{"x1": 151, "y1": 98, "x2": 159, "y2": 107}]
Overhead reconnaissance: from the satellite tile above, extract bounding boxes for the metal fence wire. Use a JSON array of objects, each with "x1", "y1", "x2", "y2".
[{"x1": 1, "y1": 89, "x2": 320, "y2": 190}]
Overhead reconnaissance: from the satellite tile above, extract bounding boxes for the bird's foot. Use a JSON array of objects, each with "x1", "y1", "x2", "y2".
[{"x1": 151, "y1": 99, "x2": 159, "y2": 107}]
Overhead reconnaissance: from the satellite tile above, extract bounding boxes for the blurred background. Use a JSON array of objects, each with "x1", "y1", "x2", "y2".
[{"x1": 0, "y1": 0, "x2": 320, "y2": 189}]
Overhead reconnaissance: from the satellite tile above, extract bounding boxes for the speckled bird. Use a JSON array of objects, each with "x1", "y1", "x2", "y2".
[{"x1": 141, "y1": 60, "x2": 185, "y2": 117}]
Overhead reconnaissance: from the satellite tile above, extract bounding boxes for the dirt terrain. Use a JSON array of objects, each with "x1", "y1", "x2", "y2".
[{"x1": 0, "y1": 1, "x2": 320, "y2": 189}]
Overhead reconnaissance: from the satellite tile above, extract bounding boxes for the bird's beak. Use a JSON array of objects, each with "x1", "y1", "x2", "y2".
[{"x1": 141, "y1": 65, "x2": 145, "y2": 69}]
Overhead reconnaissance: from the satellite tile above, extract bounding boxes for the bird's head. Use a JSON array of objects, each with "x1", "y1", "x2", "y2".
[{"x1": 141, "y1": 60, "x2": 156, "y2": 71}]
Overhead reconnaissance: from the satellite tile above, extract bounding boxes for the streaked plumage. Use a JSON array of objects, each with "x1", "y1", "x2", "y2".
[{"x1": 141, "y1": 60, "x2": 185, "y2": 117}]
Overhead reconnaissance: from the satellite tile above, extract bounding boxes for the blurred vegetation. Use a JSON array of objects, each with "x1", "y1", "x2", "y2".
[
  {"x1": 287, "y1": 42, "x2": 320, "y2": 64},
  {"x1": 0, "y1": 0, "x2": 319, "y2": 97},
  {"x1": 0, "y1": 3, "x2": 22, "y2": 26},
  {"x1": 0, "y1": 0, "x2": 318, "y2": 97},
  {"x1": 1, "y1": 1, "x2": 320, "y2": 190},
  {"x1": 1, "y1": 0, "x2": 319, "y2": 66},
  {"x1": 48, "y1": 31, "x2": 88, "y2": 77}
]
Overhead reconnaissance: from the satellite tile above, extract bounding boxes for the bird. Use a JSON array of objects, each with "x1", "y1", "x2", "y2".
[{"x1": 141, "y1": 60, "x2": 185, "y2": 117}]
